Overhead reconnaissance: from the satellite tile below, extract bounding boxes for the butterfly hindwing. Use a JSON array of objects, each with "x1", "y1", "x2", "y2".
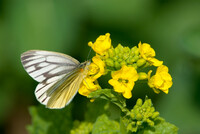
[{"x1": 46, "y1": 69, "x2": 84, "y2": 109}]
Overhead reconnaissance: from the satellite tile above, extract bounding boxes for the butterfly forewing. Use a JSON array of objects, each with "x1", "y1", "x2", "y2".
[
  {"x1": 21, "y1": 50, "x2": 89, "y2": 109},
  {"x1": 21, "y1": 50, "x2": 80, "y2": 82}
]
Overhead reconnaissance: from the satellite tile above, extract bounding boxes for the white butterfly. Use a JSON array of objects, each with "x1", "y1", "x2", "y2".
[{"x1": 21, "y1": 50, "x2": 90, "y2": 109}]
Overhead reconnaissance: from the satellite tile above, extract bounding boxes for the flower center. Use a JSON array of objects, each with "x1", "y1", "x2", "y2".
[{"x1": 118, "y1": 78, "x2": 129, "y2": 84}]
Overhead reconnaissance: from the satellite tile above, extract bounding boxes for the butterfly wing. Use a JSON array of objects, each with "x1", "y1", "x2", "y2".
[
  {"x1": 21, "y1": 50, "x2": 81, "y2": 106},
  {"x1": 21, "y1": 50, "x2": 80, "y2": 82},
  {"x1": 46, "y1": 69, "x2": 86, "y2": 109}
]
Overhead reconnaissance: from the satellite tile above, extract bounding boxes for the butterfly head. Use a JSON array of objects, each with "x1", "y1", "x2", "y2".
[{"x1": 79, "y1": 60, "x2": 91, "y2": 72}]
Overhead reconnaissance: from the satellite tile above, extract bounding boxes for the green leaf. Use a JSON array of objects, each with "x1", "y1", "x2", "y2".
[
  {"x1": 27, "y1": 107, "x2": 51, "y2": 134},
  {"x1": 27, "y1": 105, "x2": 73, "y2": 134},
  {"x1": 70, "y1": 121, "x2": 93, "y2": 134},
  {"x1": 85, "y1": 99, "x2": 107, "y2": 122},
  {"x1": 120, "y1": 117, "x2": 127, "y2": 134},
  {"x1": 138, "y1": 117, "x2": 178, "y2": 134},
  {"x1": 88, "y1": 89, "x2": 127, "y2": 112},
  {"x1": 92, "y1": 114, "x2": 120, "y2": 134}
]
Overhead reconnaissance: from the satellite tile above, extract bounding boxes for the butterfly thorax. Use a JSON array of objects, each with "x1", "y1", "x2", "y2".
[{"x1": 79, "y1": 61, "x2": 91, "y2": 76}]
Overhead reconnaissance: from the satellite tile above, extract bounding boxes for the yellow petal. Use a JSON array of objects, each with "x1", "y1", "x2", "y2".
[
  {"x1": 123, "y1": 89, "x2": 132, "y2": 99},
  {"x1": 161, "y1": 72, "x2": 172, "y2": 81},
  {"x1": 88, "y1": 63, "x2": 99, "y2": 75},
  {"x1": 138, "y1": 42, "x2": 163, "y2": 67},
  {"x1": 126, "y1": 81, "x2": 135, "y2": 90},
  {"x1": 109, "y1": 65, "x2": 138, "y2": 99},
  {"x1": 162, "y1": 89, "x2": 169, "y2": 94},
  {"x1": 148, "y1": 58, "x2": 163, "y2": 67},
  {"x1": 157, "y1": 65, "x2": 168, "y2": 73},
  {"x1": 148, "y1": 76, "x2": 155, "y2": 88},
  {"x1": 91, "y1": 55, "x2": 105, "y2": 80},
  {"x1": 160, "y1": 80, "x2": 173, "y2": 90},
  {"x1": 148, "y1": 65, "x2": 173, "y2": 94},
  {"x1": 119, "y1": 65, "x2": 139, "y2": 81},
  {"x1": 88, "y1": 33, "x2": 111, "y2": 55},
  {"x1": 79, "y1": 85, "x2": 90, "y2": 96},
  {"x1": 154, "y1": 74, "x2": 164, "y2": 87},
  {"x1": 108, "y1": 79, "x2": 125, "y2": 93},
  {"x1": 138, "y1": 42, "x2": 155, "y2": 57}
]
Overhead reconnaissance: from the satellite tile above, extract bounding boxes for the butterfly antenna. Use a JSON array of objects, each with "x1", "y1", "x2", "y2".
[{"x1": 86, "y1": 46, "x2": 93, "y2": 61}]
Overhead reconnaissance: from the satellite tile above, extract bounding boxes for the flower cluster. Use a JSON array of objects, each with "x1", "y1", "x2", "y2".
[
  {"x1": 102, "y1": 44, "x2": 147, "y2": 70},
  {"x1": 70, "y1": 121, "x2": 93, "y2": 134},
  {"x1": 78, "y1": 33, "x2": 173, "y2": 98},
  {"x1": 123, "y1": 98, "x2": 160, "y2": 132}
]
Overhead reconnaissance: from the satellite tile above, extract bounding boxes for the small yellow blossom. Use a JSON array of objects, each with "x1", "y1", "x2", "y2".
[
  {"x1": 88, "y1": 55, "x2": 105, "y2": 80},
  {"x1": 79, "y1": 55, "x2": 105, "y2": 97},
  {"x1": 79, "y1": 77, "x2": 101, "y2": 97},
  {"x1": 88, "y1": 33, "x2": 111, "y2": 55},
  {"x1": 108, "y1": 65, "x2": 139, "y2": 99},
  {"x1": 148, "y1": 65, "x2": 173, "y2": 94},
  {"x1": 138, "y1": 42, "x2": 163, "y2": 66}
]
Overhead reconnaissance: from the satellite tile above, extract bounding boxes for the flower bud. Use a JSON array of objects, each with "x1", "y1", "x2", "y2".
[
  {"x1": 136, "y1": 98, "x2": 143, "y2": 106},
  {"x1": 108, "y1": 48, "x2": 115, "y2": 58},
  {"x1": 132, "y1": 64, "x2": 138, "y2": 69},
  {"x1": 118, "y1": 53, "x2": 123, "y2": 58},
  {"x1": 103, "y1": 52, "x2": 109, "y2": 59},
  {"x1": 113, "y1": 56, "x2": 118, "y2": 61},
  {"x1": 137, "y1": 59, "x2": 146, "y2": 67},
  {"x1": 123, "y1": 53, "x2": 129, "y2": 60},
  {"x1": 133, "y1": 108, "x2": 139, "y2": 114},
  {"x1": 130, "y1": 46, "x2": 137, "y2": 56},
  {"x1": 114, "y1": 61, "x2": 121, "y2": 69},
  {"x1": 143, "y1": 99, "x2": 152, "y2": 107},
  {"x1": 130, "y1": 57, "x2": 137, "y2": 63},
  {"x1": 152, "y1": 111, "x2": 159, "y2": 119},
  {"x1": 124, "y1": 46, "x2": 130, "y2": 52},
  {"x1": 137, "y1": 121, "x2": 142, "y2": 125},
  {"x1": 146, "y1": 107, "x2": 151, "y2": 113},
  {"x1": 133, "y1": 55, "x2": 139, "y2": 61},
  {"x1": 134, "y1": 48, "x2": 139, "y2": 55},
  {"x1": 120, "y1": 61, "x2": 126, "y2": 66},
  {"x1": 115, "y1": 44, "x2": 123, "y2": 54},
  {"x1": 118, "y1": 58, "x2": 123, "y2": 62},
  {"x1": 150, "y1": 107, "x2": 155, "y2": 113},
  {"x1": 136, "y1": 113, "x2": 143, "y2": 121},
  {"x1": 147, "y1": 119, "x2": 154, "y2": 127},
  {"x1": 138, "y1": 72, "x2": 148, "y2": 80},
  {"x1": 105, "y1": 58, "x2": 114, "y2": 67},
  {"x1": 130, "y1": 112, "x2": 135, "y2": 118},
  {"x1": 126, "y1": 58, "x2": 131, "y2": 63}
]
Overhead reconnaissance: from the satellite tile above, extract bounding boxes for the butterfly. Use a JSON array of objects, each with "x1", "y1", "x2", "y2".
[{"x1": 21, "y1": 50, "x2": 90, "y2": 109}]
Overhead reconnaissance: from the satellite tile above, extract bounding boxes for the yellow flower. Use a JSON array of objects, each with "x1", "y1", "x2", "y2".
[
  {"x1": 88, "y1": 33, "x2": 111, "y2": 55},
  {"x1": 78, "y1": 55, "x2": 105, "y2": 97},
  {"x1": 88, "y1": 55, "x2": 105, "y2": 80},
  {"x1": 138, "y1": 42, "x2": 163, "y2": 66},
  {"x1": 79, "y1": 77, "x2": 101, "y2": 97},
  {"x1": 108, "y1": 65, "x2": 138, "y2": 99},
  {"x1": 148, "y1": 65, "x2": 173, "y2": 94}
]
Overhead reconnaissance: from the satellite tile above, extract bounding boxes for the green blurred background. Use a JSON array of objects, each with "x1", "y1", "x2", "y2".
[{"x1": 0, "y1": 0, "x2": 200, "y2": 134}]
